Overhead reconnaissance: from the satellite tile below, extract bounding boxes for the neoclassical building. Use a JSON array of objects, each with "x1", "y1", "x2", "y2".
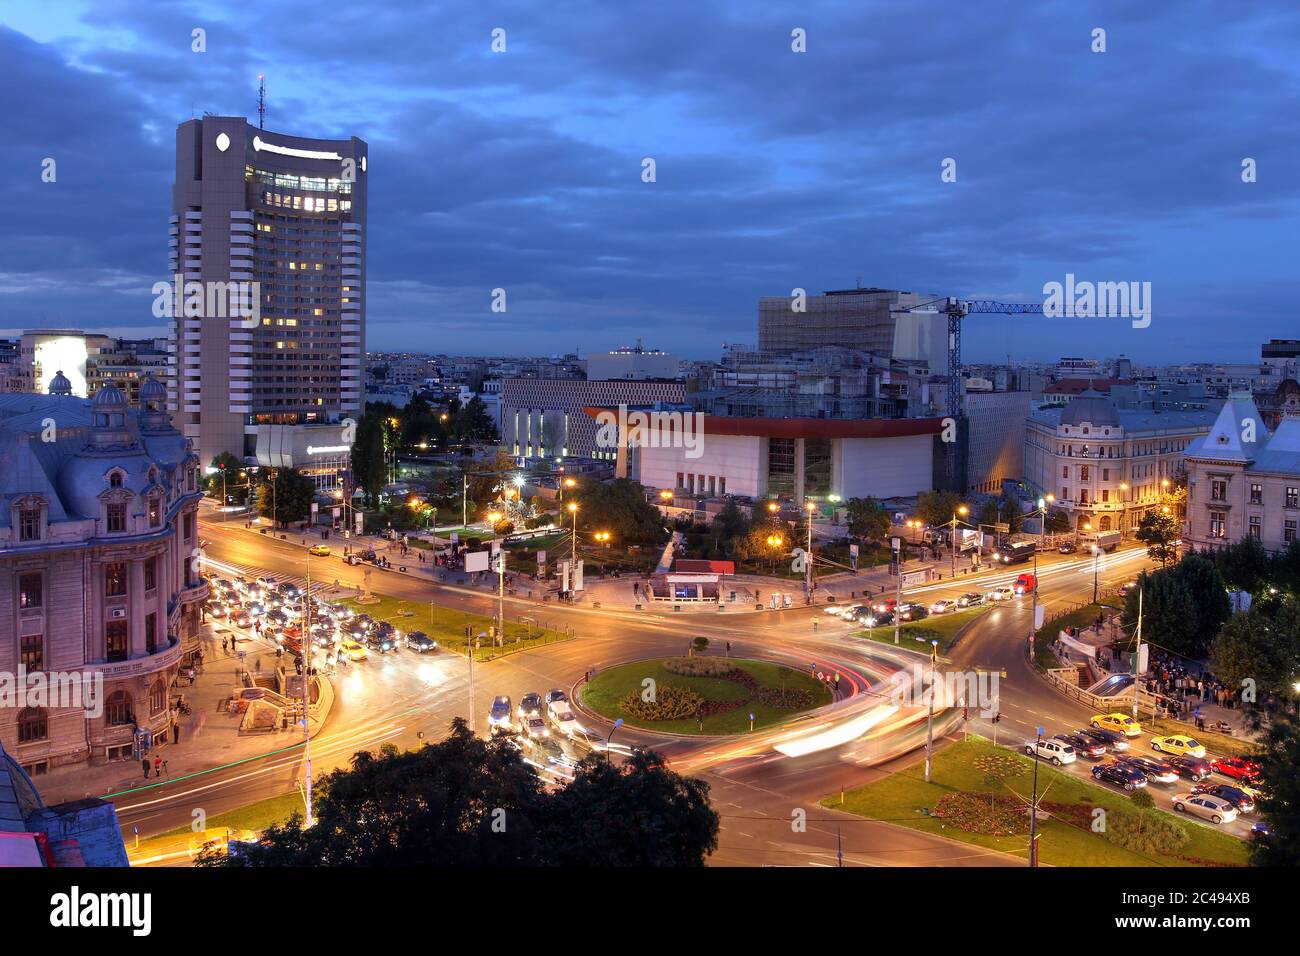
[
  {"x1": 1184, "y1": 391, "x2": 1300, "y2": 554},
  {"x1": 0, "y1": 373, "x2": 206, "y2": 775},
  {"x1": 1023, "y1": 389, "x2": 1217, "y2": 534}
]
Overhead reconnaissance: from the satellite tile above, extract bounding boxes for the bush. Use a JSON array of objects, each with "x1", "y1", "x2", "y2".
[
  {"x1": 1130, "y1": 789, "x2": 1154, "y2": 811},
  {"x1": 755, "y1": 687, "x2": 814, "y2": 709},
  {"x1": 619, "y1": 684, "x2": 703, "y2": 721},
  {"x1": 662, "y1": 656, "x2": 735, "y2": 677},
  {"x1": 1102, "y1": 810, "x2": 1190, "y2": 855}
]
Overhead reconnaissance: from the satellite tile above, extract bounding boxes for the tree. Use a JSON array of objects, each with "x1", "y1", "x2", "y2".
[
  {"x1": 915, "y1": 490, "x2": 960, "y2": 528},
  {"x1": 255, "y1": 468, "x2": 317, "y2": 526},
  {"x1": 1251, "y1": 714, "x2": 1300, "y2": 866},
  {"x1": 208, "y1": 719, "x2": 719, "y2": 867},
  {"x1": 845, "y1": 497, "x2": 889, "y2": 544},
  {"x1": 711, "y1": 499, "x2": 750, "y2": 543},
  {"x1": 574, "y1": 478, "x2": 666, "y2": 545},
  {"x1": 1212, "y1": 599, "x2": 1300, "y2": 704},
  {"x1": 204, "y1": 451, "x2": 248, "y2": 505},
  {"x1": 1122, "y1": 554, "x2": 1231, "y2": 659},
  {"x1": 541, "y1": 748, "x2": 719, "y2": 866},
  {"x1": 350, "y1": 412, "x2": 388, "y2": 506},
  {"x1": 453, "y1": 395, "x2": 498, "y2": 443},
  {"x1": 977, "y1": 499, "x2": 1001, "y2": 530},
  {"x1": 1045, "y1": 508, "x2": 1072, "y2": 534},
  {"x1": 1135, "y1": 510, "x2": 1179, "y2": 567},
  {"x1": 998, "y1": 494, "x2": 1023, "y2": 534},
  {"x1": 464, "y1": 449, "x2": 517, "y2": 508},
  {"x1": 1214, "y1": 537, "x2": 1271, "y2": 594}
]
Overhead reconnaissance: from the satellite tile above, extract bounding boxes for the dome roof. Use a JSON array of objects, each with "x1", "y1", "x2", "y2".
[
  {"x1": 1060, "y1": 389, "x2": 1121, "y2": 427},
  {"x1": 92, "y1": 383, "x2": 128, "y2": 408},
  {"x1": 48, "y1": 370, "x2": 73, "y2": 396},
  {"x1": 139, "y1": 375, "x2": 167, "y2": 402}
]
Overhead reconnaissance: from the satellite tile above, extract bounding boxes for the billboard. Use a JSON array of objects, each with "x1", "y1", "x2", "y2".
[{"x1": 464, "y1": 550, "x2": 490, "y2": 573}]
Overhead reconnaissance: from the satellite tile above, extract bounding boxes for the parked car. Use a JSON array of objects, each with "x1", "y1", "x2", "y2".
[
  {"x1": 1172, "y1": 793, "x2": 1238, "y2": 825},
  {"x1": 488, "y1": 696, "x2": 512, "y2": 729},
  {"x1": 1054, "y1": 732, "x2": 1106, "y2": 760},
  {"x1": 1092, "y1": 762, "x2": 1148, "y2": 791},
  {"x1": 957, "y1": 592, "x2": 984, "y2": 608},
  {"x1": 308, "y1": 544, "x2": 331, "y2": 557},
  {"x1": 986, "y1": 586, "x2": 1016, "y2": 602},
  {"x1": 344, "y1": 554, "x2": 363, "y2": 566},
  {"x1": 928, "y1": 599, "x2": 956, "y2": 615},
  {"x1": 1151, "y1": 734, "x2": 1207, "y2": 758},
  {"x1": 1024, "y1": 737, "x2": 1076, "y2": 765},
  {"x1": 1191, "y1": 783, "x2": 1255, "y2": 813},
  {"x1": 1215, "y1": 756, "x2": 1262, "y2": 782},
  {"x1": 1077, "y1": 727, "x2": 1130, "y2": 752},
  {"x1": 1090, "y1": 712, "x2": 1142, "y2": 737},
  {"x1": 1117, "y1": 754, "x2": 1179, "y2": 785},
  {"x1": 1168, "y1": 755, "x2": 1216, "y2": 782},
  {"x1": 404, "y1": 631, "x2": 437, "y2": 653}
]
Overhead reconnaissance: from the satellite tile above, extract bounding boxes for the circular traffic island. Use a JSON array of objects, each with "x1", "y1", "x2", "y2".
[{"x1": 580, "y1": 656, "x2": 833, "y2": 735}]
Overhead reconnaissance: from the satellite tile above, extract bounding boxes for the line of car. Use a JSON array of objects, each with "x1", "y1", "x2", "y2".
[
  {"x1": 205, "y1": 572, "x2": 439, "y2": 662},
  {"x1": 825, "y1": 582, "x2": 1034, "y2": 627},
  {"x1": 1021, "y1": 712, "x2": 1267, "y2": 829}
]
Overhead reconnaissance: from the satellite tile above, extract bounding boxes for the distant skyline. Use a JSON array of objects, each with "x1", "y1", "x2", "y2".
[{"x1": 3, "y1": 2, "x2": 1299, "y2": 363}]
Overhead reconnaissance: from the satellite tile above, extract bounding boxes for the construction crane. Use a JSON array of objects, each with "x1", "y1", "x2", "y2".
[{"x1": 905, "y1": 296, "x2": 1045, "y2": 488}]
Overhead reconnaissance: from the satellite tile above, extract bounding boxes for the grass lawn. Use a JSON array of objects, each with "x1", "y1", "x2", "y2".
[
  {"x1": 580, "y1": 657, "x2": 832, "y2": 735},
  {"x1": 340, "y1": 592, "x2": 571, "y2": 661},
  {"x1": 825, "y1": 736, "x2": 1250, "y2": 867},
  {"x1": 855, "y1": 604, "x2": 991, "y2": 654}
]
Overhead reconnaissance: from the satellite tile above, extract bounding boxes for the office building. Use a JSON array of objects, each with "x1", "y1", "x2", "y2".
[
  {"x1": 758, "y1": 287, "x2": 947, "y2": 369},
  {"x1": 585, "y1": 343, "x2": 680, "y2": 381},
  {"x1": 169, "y1": 116, "x2": 366, "y2": 483}
]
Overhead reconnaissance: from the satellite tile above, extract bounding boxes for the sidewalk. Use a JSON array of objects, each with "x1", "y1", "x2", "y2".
[
  {"x1": 209, "y1": 515, "x2": 991, "y2": 615},
  {"x1": 36, "y1": 624, "x2": 334, "y2": 807}
]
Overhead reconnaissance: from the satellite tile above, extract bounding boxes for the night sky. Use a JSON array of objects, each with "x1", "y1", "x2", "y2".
[{"x1": 2, "y1": 1, "x2": 1298, "y2": 363}]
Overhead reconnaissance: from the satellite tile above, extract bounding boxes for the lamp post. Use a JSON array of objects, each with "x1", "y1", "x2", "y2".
[
  {"x1": 948, "y1": 504, "x2": 970, "y2": 578},
  {"x1": 924, "y1": 638, "x2": 939, "y2": 783},
  {"x1": 1029, "y1": 726, "x2": 1044, "y2": 867},
  {"x1": 1118, "y1": 481, "x2": 1130, "y2": 538},
  {"x1": 804, "y1": 500, "x2": 817, "y2": 602},
  {"x1": 1029, "y1": 495, "x2": 1054, "y2": 652},
  {"x1": 487, "y1": 511, "x2": 504, "y2": 643},
  {"x1": 766, "y1": 534, "x2": 784, "y2": 574},
  {"x1": 566, "y1": 501, "x2": 578, "y2": 570}
]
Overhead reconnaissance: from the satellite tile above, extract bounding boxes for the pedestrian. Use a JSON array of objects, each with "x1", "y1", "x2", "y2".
[
  {"x1": 153, "y1": 755, "x2": 162, "y2": 778},
  {"x1": 172, "y1": 722, "x2": 180, "y2": 745},
  {"x1": 222, "y1": 636, "x2": 228, "y2": 654},
  {"x1": 141, "y1": 758, "x2": 151, "y2": 780},
  {"x1": 255, "y1": 658, "x2": 262, "y2": 675}
]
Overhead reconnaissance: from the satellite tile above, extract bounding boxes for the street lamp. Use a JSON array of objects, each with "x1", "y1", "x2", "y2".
[
  {"x1": 566, "y1": 501, "x2": 579, "y2": 570},
  {"x1": 949, "y1": 504, "x2": 969, "y2": 578},
  {"x1": 766, "y1": 533, "x2": 784, "y2": 573},
  {"x1": 1119, "y1": 481, "x2": 1130, "y2": 538},
  {"x1": 594, "y1": 531, "x2": 611, "y2": 548},
  {"x1": 804, "y1": 500, "x2": 817, "y2": 601},
  {"x1": 1029, "y1": 726, "x2": 1044, "y2": 867},
  {"x1": 1028, "y1": 495, "x2": 1054, "y2": 653}
]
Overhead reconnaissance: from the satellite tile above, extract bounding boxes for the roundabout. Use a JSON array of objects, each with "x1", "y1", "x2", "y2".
[{"x1": 579, "y1": 656, "x2": 833, "y2": 736}]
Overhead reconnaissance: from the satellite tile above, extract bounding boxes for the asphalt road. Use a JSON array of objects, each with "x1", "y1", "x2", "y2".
[{"x1": 121, "y1": 521, "x2": 1245, "y2": 865}]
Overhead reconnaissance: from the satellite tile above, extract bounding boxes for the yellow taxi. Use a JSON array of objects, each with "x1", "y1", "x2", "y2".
[
  {"x1": 308, "y1": 544, "x2": 332, "y2": 556},
  {"x1": 1150, "y1": 734, "x2": 1206, "y2": 758},
  {"x1": 1091, "y1": 712, "x2": 1142, "y2": 737},
  {"x1": 340, "y1": 638, "x2": 367, "y2": 661}
]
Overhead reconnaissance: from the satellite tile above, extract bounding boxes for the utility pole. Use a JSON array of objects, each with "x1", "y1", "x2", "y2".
[
  {"x1": 893, "y1": 537, "x2": 902, "y2": 646},
  {"x1": 1029, "y1": 726, "x2": 1043, "y2": 867},
  {"x1": 1132, "y1": 586, "x2": 1143, "y2": 721},
  {"x1": 465, "y1": 623, "x2": 476, "y2": 733},
  {"x1": 924, "y1": 639, "x2": 938, "y2": 782},
  {"x1": 301, "y1": 552, "x2": 313, "y2": 827},
  {"x1": 220, "y1": 465, "x2": 227, "y2": 522},
  {"x1": 462, "y1": 472, "x2": 468, "y2": 529},
  {"x1": 496, "y1": 547, "x2": 505, "y2": 645},
  {"x1": 1092, "y1": 545, "x2": 1100, "y2": 604},
  {"x1": 804, "y1": 501, "x2": 816, "y2": 602}
]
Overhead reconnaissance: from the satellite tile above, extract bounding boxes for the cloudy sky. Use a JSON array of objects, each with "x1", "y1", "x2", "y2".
[{"x1": 2, "y1": 0, "x2": 1298, "y2": 363}]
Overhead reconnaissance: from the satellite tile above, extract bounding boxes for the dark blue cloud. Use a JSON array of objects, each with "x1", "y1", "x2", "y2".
[{"x1": 1, "y1": 0, "x2": 1299, "y2": 362}]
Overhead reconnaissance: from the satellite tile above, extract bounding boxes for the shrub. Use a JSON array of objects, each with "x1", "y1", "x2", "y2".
[
  {"x1": 619, "y1": 684, "x2": 703, "y2": 721},
  {"x1": 1102, "y1": 810, "x2": 1190, "y2": 855},
  {"x1": 1130, "y1": 789, "x2": 1154, "y2": 812},
  {"x1": 662, "y1": 657, "x2": 735, "y2": 677},
  {"x1": 755, "y1": 687, "x2": 814, "y2": 709}
]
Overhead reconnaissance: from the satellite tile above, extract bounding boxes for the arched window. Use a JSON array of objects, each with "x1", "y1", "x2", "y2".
[
  {"x1": 18, "y1": 707, "x2": 48, "y2": 743},
  {"x1": 109, "y1": 471, "x2": 123, "y2": 488},
  {"x1": 105, "y1": 690, "x2": 133, "y2": 727},
  {"x1": 149, "y1": 680, "x2": 166, "y2": 715},
  {"x1": 1099, "y1": 515, "x2": 1112, "y2": 531}
]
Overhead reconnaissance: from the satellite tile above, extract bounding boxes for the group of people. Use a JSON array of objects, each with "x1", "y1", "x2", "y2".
[{"x1": 1138, "y1": 652, "x2": 1249, "y2": 729}]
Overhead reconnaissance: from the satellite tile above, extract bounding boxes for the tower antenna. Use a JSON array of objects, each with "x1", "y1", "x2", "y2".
[{"x1": 257, "y1": 74, "x2": 266, "y2": 129}]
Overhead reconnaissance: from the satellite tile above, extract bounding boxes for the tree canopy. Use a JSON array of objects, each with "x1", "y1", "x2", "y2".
[
  {"x1": 1135, "y1": 510, "x2": 1180, "y2": 568},
  {"x1": 1122, "y1": 553, "x2": 1231, "y2": 658},
  {"x1": 845, "y1": 497, "x2": 889, "y2": 543},
  {"x1": 574, "y1": 478, "x2": 666, "y2": 545},
  {"x1": 255, "y1": 468, "x2": 316, "y2": 526},
  {"x1": 207, "y1": 719, "x2": 718, "y2": 867}
]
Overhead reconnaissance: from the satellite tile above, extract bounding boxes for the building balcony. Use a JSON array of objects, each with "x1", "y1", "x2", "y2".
[{"x1": 82, "y1": 634, "x2": 184, "y2": 681}]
